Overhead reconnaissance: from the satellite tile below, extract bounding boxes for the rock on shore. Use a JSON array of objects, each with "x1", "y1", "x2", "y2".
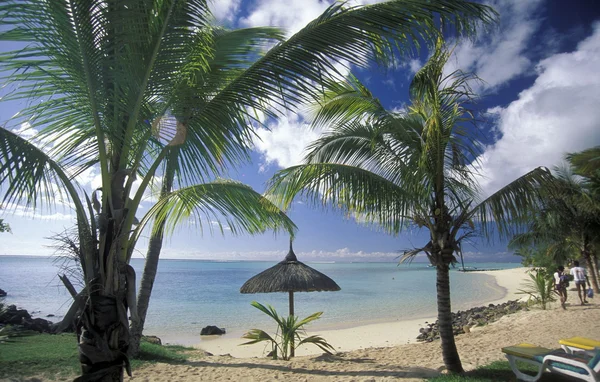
[
  {"x1": 0, "y1": 304, "x2": 56, "y2": 333},
  {"x1": 417, "y1": 300, "x2": 527, "y2": 342}
]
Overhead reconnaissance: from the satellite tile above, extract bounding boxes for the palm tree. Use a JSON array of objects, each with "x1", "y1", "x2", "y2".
[
  {"x1": 266, "y1": 41, "x2": 552, "y2": 373},
  {"x1": 0, "y1": 1, "x2": 496, "y2": 380},
  {"x1": 568, "y1": 146, "x2": 600, "y2": 280},
  {"x1": 568, "y1": 146, "x2": 600, "y2": 185},
  {"x1": 511, "y1": 163, "x2": 600, "y2": 292}
]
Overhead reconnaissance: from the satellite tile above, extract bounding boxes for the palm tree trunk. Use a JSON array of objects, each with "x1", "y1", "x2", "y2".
[
  {"x1": 129, "y1": 150, "x2": 176, "y2": 357},
  {"x1": 582, "y1": 237, "x2": 600, "y2": 293},
  {"x1": 129, "y1": 225, "x2": 165, "y2": 357},
  {"x1": 77, "y1": 279, "x2": 130, "y2": 381},
  {"x1": 590, "y1": 252, "x2": 600, "y2": 286},
  {"x1": 583, "y1": 252, "x2": 600, "y2": 293},
  {"x1": 436, "y1": 263, "x2": 463, "y2": 374}
]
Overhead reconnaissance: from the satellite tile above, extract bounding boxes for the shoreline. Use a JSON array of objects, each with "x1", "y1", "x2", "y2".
[{"x1": 167, "y1": 267, "x2": 530, "y2": 358}]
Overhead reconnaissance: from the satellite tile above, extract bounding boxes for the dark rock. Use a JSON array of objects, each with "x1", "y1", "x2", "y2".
[
  {"x1": 416, "y1": 299, "x2": 526, "y2": 342},
  {"x1": 0, "y1": 304, "x2": 58, "y2": 334},
  {"x1": 46, "y1": 314, "x2": 55, "y2": 318},
  {"x1": 142, "y1": 335, "x2": 162, "y2": 345},
  {"x1": 3, "y1": 308, "x2": 32, "y2": 325},
  {"x1": 0, "y1": 288, "x2": 6, "y2": 297},
  {"x1": 200, "y1": 325, "x2": 226, "y2": 335},
  {"x1": 22, "y1": 318, "x2": 52, "y2": 333}
]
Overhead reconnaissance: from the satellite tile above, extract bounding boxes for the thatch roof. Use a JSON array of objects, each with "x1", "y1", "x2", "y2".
[{"x1": 240, "y1": 242, "x2": 341, "y2": 294}]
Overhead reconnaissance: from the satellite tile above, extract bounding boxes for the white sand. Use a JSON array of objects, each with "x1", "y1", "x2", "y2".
[{"x1": 127, "y1": 266, "x2": 600, "y2": 381}]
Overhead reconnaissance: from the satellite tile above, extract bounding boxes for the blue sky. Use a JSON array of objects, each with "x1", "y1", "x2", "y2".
[{"x1": 1, "y1": 0, "x2": 600, "y2": 263}]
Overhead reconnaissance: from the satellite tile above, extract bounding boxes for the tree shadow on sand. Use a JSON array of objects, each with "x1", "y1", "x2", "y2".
[{"x1": 184, "y1": 358, "x2": 440, "y2": 379}]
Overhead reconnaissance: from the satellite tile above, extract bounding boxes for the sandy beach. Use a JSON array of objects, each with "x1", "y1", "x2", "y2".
[{"x1": 128, "y1": 267, "x2": 600, "y2": 381}]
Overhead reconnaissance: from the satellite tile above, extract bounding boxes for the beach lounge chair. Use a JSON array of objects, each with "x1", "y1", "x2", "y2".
[
  {"x1": 502, "y1": 343, "x2": 600, "y2": 382},
  {"x1": 560, "y1": 337, "x2": 600, "y2": 356}
]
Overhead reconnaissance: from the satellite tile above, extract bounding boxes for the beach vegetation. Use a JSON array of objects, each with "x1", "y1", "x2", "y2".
[
  {"x1": 0, "y1": 0, "x2": 497, "y2": 378},
  {"x1": 265, "y1": 39, "x2": 553, "y2": 374},
  {"x1": 517, "y1": 269, "x2": 556, "y2": 310},
  {"x1": 512, "y1": 246, "x2": 557, "y2": 274},
  {"x1": 509, "y1": 152, "x2": 600, "y2": 293},
  {"x1": 0, "y1": 219, "x2": 10, "y2": 233},
  {"x1": 241, "y1": 301, "x2": 334, "y2": 360}
]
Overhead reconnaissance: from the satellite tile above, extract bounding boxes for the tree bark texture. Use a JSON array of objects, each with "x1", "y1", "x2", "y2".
[
  {"x1": 583, "y1": 252, "x2": 600, "y2": 293},
  {"x1": 129, "y1": 227, "x2": 164, "y2": 357},
  {"x1": 436, "y1": 263, "x2": 464, "y2": 374},
  {"x1": 75, "y1": 293, "x2": 130, "y2": 382}
]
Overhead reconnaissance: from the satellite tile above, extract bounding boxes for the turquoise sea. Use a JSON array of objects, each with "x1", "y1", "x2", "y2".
[{"x1": 0, "y1": 256, "x2": 519, "y2": 343}]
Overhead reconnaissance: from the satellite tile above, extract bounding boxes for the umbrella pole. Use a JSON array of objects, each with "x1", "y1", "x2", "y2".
[{"x1": 289, "y1": 291, "x2": 295, "y2": 357}]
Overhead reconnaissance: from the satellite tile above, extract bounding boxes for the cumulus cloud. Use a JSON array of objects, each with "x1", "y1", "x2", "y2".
[
  {"x1": 240, "y1": 0, "x2": 330, "y2": 36},
  {"x1": 253, "y1": 110, "x2": 323, "y2": 170},
  {"x1": 473, "y1": 23, "x2": 600, "y2": 195},
  {"x1": 446, "y1": 0, "x2": 544, "y2": 91},
  {"x1": 209, "y1": 0, "x2": 242, "y2": 24}
]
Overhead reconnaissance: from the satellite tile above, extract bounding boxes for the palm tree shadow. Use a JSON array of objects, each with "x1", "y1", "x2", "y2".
[{"x1": 184, "y1": 359, "x2": 439, "y2": 379}]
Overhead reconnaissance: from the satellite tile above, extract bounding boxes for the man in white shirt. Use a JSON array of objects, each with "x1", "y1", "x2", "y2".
[{"x1": 570, "y1": 260, "x2": 590, "y2": 305}]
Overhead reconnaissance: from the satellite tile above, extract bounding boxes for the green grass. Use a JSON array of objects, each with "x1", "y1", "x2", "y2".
[
  {"x1": 428, "y1": 360, "x2": 576, "y2": 381},
  {"x1": 0, "y1": 333, "x2": 196, "y2": 380}
]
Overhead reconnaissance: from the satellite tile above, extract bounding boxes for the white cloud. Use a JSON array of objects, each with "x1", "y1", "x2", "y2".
[
  {"x1": 446, "y1": 0, "x2": 544, "y2": 91},
  {"x1": 240, "y1": 0, "x2": 330, "y2": 36},
  {"x1": 474, "y1": 23, "x2": 600, "y2": 196},
  {"x1": 2, "y1": 203, "x2": 75, "y2": 221},
  {"x1": 253, "y1": 110, "x2": 323, "y2": 170},
  {"x1": 209, "y1": 0, "x2": 242, "y2": 24},
  {"x1": 152, "y1": 246, "x2": 402, "y2": 262},
  {"x1": 11, "y1": 122, "x2": 36, "y2": 139}
]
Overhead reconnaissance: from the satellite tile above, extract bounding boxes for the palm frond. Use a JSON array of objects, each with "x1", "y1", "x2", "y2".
[
  {"x1": 297, "y1": 335, "x2": 336, "y2": 354},
  {"x1": 399, "y1": 242, "x2": 433, "y2": 264},
  {"x1": 267, "y1": 163, "x2": 418, "y2": 234},
  {"x1": 294, "y1": 311, "x2": 323, "y2": 328},
  {"x1": 241, "y1": 329, "x2": 277, "y2": 346},
  {"x1": 469, "y1": 167, "x2": 555, "y2": 239},
  {"x1": 0, "y1": 127, "x2": 94, "y2": 280},
  {"x1": 567, "y1": 145, "x2": 600, "y2": 178},
  {"x1": 132, "y1": 179, "x2": 296, "y2": 247}
]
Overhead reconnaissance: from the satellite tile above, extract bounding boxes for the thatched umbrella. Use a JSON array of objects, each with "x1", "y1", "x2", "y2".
[{"x1": 240, "y1": 239, "x2": 341, "y2": 317}]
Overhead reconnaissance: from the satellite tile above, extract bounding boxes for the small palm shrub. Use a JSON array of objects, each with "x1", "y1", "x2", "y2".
[
  {"x1": 518, "y1": 269, "x2": 556, "y2": 310},
  {"x1": 241, "y1": 301, "x2": 334, "y2": 360}
]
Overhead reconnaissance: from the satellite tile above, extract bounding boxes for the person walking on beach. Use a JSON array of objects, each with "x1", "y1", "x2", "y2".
[
  {"x1": 554, "y1": 265, "x2": 568, "y2": 309},
  {"x1": 570, "y1": 260, "x2": 590, "y2": 305}
]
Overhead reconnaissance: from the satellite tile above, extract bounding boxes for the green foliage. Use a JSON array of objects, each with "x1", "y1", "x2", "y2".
[
  {"x1": 0, "y1": 219, "x2": 10, "y2": 233},
  {"x1": 517, "y1": 269, "x2": 556, "y2": 310},
  {"x1": 0, "y1": 333, "x2": 194, "y2": 379},
  {"x1": 241, "y1": 301, "x2": 334, "y2": 360},
  {"x1": 513, "y1": 246, "x2": 558, "y2": 274}
]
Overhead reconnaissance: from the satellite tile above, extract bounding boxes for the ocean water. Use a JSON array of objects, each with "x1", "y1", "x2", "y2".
[{"x1": 0, "y1": 256, "x2": 519, "y2": 342}]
